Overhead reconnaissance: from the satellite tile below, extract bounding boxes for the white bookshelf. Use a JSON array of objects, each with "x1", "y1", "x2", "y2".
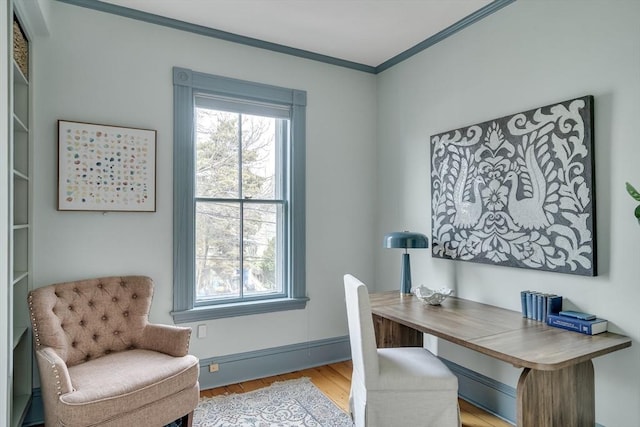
[{"x1": 9, "y1": 9, "x2": 32, "y2": 427}]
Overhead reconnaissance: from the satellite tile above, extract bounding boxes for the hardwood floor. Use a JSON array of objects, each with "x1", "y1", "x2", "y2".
[
  {"x1": 32, "y1": 361, "x2": 511, "y2": 426},
  {"x1": 201, "y1": 360, "x2": 514, "y2": 427}
]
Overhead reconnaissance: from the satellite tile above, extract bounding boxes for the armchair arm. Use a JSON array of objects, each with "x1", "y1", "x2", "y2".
[
  {"x1": 35, "y1": 347, "x2": 74, "y2": 396},
  {"x1": 139, "y1": 323, "x2": 192, "y2": 357},
  {"x1": 35, "y1": 347, "x2": 74, "y2": 426}
]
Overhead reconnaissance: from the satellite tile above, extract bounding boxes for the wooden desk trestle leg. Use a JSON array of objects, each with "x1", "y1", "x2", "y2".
[
  {"x1": 372, "y1": 314, "x2": 423, "y2": 347},
  {"x1": 517, "y1": 360, "x2": 594, "y2": 427}
]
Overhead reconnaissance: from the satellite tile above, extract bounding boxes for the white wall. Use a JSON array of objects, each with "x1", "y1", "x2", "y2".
[
  {"x1": 376, "y1": 1, "x2": 640, "y2": 425},
  {"x1": 32, "y1": 1, "x2": 377, "y2": 359}
]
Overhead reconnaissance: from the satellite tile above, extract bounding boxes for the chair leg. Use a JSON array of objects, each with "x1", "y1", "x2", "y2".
[{"x1": 182, "y1": 411, "x2": 194, "y2": 427}]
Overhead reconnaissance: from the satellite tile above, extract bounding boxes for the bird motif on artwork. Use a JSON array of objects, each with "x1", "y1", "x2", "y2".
[
  {"x1": 452, "y1": 157, "x2": 484, "y2": 228},
  {"x1": 504, "y1": 145, "x2": 550, "y2": 230}
]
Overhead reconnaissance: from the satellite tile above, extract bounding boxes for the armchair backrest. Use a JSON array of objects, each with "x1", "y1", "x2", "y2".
[
  {"x1": 343, "y1": 274, "x2": 379, "y2": 384},
  {"x1": 29, "y1": 276, "x2": 154, "y2": 367}
]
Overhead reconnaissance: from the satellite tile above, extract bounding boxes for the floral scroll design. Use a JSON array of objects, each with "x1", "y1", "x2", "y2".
[{"x1": 431, "y1": 96, "x2": 595, "y2": 275}]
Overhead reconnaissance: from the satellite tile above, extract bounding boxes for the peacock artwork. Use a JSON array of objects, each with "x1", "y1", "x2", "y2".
[{"x1": 430, "y1": 95, "x2": 596, "y2": 276}]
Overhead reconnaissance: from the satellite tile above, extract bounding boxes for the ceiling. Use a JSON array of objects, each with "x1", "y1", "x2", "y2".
[{"x1": 98, "y1": 0, "x2": 498, "y2": 69}]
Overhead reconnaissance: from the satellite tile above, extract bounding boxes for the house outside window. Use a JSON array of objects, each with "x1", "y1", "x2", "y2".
[{"x1": 172, "y1": 67, "x2": 307, "y2": 322}]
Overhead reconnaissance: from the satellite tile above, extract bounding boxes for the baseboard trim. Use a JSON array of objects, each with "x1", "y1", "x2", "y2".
[
  {"x1": 198, "y1": 336, "x2": 352, "y2": 390},
  {"x1": 442, "y1": 358, "x2": 517, "y2": 425}
]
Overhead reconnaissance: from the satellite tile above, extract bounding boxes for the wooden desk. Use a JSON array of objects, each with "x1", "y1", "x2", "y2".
[{"x1": 369, "y1": 292, "x2": 631, "y2": 427}]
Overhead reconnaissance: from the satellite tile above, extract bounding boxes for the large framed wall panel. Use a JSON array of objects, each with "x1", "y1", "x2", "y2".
[{"x1": 431, "y1": 96, "x2": 596, "y2": 276}]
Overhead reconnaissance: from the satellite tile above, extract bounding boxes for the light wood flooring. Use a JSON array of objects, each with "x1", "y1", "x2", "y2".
[{"x1": 201, "y1": 360, "x2": 514, "y2": 427}]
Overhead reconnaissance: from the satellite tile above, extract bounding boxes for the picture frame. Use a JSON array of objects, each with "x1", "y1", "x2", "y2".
[
  {"x1": 58, "y1": 120, "x2": 157, "y2": 212},
  {"x1": 430, "y1": 95, "x2": 596, "y2": 276}
]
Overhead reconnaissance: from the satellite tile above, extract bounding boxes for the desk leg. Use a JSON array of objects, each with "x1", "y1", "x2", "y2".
[
  {"x1": 372, "y1": 314, "x2": 423, "y2": 348},
  {"x1": 517, "y1": 360, "x2": 594, "y2": 427}
]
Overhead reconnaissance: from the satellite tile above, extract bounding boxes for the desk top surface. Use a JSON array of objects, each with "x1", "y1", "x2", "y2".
[{"x1": 369, "y1": 292, "x2": 632, "y2": 370}]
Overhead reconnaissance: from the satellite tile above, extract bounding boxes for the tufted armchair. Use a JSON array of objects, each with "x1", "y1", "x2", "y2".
[{"x1": 28, "y1": 276, "x2": 200, "y2": 427}]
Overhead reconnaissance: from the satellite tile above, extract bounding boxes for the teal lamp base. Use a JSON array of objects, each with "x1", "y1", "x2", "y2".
[{"x1": 401, "y1": 253, "x2": 412, "y2": 294}]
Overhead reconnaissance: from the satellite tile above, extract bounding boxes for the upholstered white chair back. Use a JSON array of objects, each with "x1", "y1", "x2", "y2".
[
  {"x1": 344, "y1": 274, "x2": 379, "y2": 385},
  {"x1": 344, "y1": 274, "x2": 460, "y2": 427}
]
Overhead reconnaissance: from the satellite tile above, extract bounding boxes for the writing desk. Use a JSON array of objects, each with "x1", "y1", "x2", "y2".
[{"x1": 369, "y1": 292, "x2": 631, "y2": 427}]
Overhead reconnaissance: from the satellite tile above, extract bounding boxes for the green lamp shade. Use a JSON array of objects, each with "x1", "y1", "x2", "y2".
[{"x1": 383, "y1": 232, "x2": 429, "y2": 249}]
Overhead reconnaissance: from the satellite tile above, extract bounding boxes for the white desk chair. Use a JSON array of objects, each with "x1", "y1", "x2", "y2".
[{"x1": 343, "y1": 274, "x2": 460, "y2": 427}]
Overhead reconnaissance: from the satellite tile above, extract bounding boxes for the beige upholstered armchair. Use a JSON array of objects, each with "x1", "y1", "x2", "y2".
[{"x1": 29, "y1": 276, "x2": 200, "y2": 427}]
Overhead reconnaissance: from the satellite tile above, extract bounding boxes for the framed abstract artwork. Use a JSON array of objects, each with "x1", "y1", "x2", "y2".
[
  {"x1": 58, "y1": 120, "x2": 157, "y2": 212},
  {"x1": 430, "y1": 95, "x2": 596, "y2": 276}
]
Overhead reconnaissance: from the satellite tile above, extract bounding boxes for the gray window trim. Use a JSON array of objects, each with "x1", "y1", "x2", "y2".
[{"x1": 172, "y1": 67, "x2": 307, "y2": 323}]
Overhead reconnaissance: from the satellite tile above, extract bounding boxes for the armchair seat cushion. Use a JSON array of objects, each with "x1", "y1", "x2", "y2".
[{"x1": 59, "y1": 349, "x2": 199, "y2": 425}]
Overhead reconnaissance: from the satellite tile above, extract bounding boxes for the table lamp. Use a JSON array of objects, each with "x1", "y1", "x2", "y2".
[{"x1": 384, "y1": 231, "x2": 429, "y2": 294}]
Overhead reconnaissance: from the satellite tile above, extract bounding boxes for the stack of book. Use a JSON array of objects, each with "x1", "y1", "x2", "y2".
[
  {"x1": 520, "y1": 290, "x2": 562, "y2": 322},
  {"x1": 547, "y1": 310, "x2": 608, "y2": 335},
  {"x1": 520, "y1": 291, "x2": 608, "y2": 335}
]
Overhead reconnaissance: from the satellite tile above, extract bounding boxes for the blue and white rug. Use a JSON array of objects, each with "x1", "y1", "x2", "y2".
[{"x1": 193, "y1": 377, "x2": 354, "y2": 427}]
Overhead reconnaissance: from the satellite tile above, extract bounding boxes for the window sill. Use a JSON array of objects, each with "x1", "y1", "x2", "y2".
[{"x1": 171, "y1": 297, "x2": 309, "y2": 323}]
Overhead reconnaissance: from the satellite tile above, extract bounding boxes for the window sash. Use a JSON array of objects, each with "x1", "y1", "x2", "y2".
[
  {"x1": 194, "y1": 198, "x2": 287, "y2": 306},
  {"x1": 194, "y1": 110, "x2": 288, "y2": 201}
]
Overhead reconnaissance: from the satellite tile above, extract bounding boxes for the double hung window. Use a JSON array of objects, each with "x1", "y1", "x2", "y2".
[{"x1": 172, "y1": 67, "x2": 307, "y2": 322}]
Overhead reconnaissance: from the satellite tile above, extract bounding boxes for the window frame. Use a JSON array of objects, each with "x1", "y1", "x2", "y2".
[{"x1": 172, "y1": 67, "x2": 307, "y2": 323}]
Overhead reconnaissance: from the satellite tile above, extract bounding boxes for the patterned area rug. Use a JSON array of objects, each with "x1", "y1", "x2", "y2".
[{"x1": 193, "y1": 377, "x2": 354, "y2": 427}]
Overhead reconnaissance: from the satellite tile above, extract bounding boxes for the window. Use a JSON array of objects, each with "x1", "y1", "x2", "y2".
[{"x1": 172, "y1": 67, "x2": 307, "y2": 322}]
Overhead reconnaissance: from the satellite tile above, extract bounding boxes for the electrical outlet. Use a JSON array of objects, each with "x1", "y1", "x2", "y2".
[
  {"x1": 209, "y1": 363, "x2": 219, "y2": 373},
  {"x1": 197, "y1": 324, "x2": 207, "y2": 338}
]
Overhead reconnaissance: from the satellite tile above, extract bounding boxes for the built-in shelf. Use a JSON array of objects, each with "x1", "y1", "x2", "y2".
[
  {"x1": 13, "y1": 169, "x2": 29, "y2": 181},
  {"x1": 12, "y1": 61, "x2": 28, "y2": 87},
  {"x1": 9, "y1": 8, "x2": 33, "y2": 427},
  {"x1": 13, "y1": 113, "x2": 28, "y2": 133},
  {"x1": 12, "y1": 271, "x2": 28, "y2": 285},
  {"x1": 12, "y1": 327, "x2": 27, "y2": 349}
]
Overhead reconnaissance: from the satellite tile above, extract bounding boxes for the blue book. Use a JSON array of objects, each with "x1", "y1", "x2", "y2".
[
  {"x1": 547, "y1": 314, "x2": 608, "y2": 335},
  {"x1": 535, "y1": 293, "x2": 543, "y2": 321},
  {"x1": 559, "y1": 310, "x2": 596, "y2": 321},
  {"x1": 526, "y1": 292, "x2": 534, "y2": 319},
  {"x1": 520, "y1": 291, "x2": 529, "y2": 318},
  {"x1": 546, "y1": 295, "x2": 562, "y2": 318}
]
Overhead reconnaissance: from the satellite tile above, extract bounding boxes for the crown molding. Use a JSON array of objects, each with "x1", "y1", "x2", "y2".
[{"x1": 56, "y1": 0, "x2": 516, "y2": 75}]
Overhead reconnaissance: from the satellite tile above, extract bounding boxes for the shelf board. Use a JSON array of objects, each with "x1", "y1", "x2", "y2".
[
  {"x1": 13, "y1": 114, "x2": 28, "y2": 133},
  {"x1": 12, "y1": 327, "x2": 28, "y2": 350},
  {"x1": 13, "y1": 270, "x2": 29, "y2": 285},
  {"x1": 12, "y1": 223, "x2": 29, "y2": 230},
  {"x1": 10, "y1": 392, "x2": 31, "y2": 427},
  {"x1": 12, "y1": 60, "x2": 28, "y2": 86},
  {"x1": 13, "y1": 169, "x2": 29, "y2": 181}
]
